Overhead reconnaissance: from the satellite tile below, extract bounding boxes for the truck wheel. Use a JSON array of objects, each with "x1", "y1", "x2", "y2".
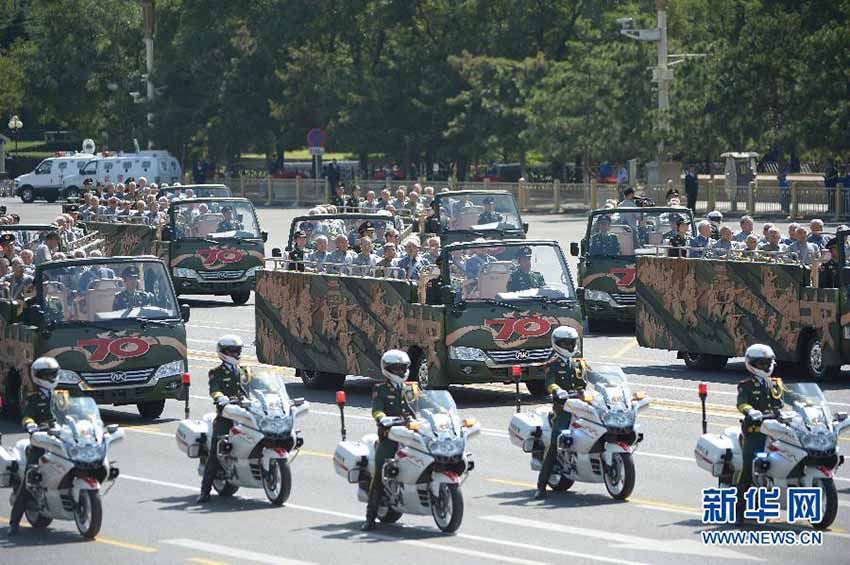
[
  {"x1": 230, "y1": 290, "x2": 251, "y2": 305},
  {"x1": 682, "y1": 353, "x2": 728, "y2": 371},
  {"x1": 20, "y1": 186, "x2": 35, "y2": 203},
  {"x1": 525, "y1": 380, "x2": 548, "y2": 396},
  {"x1": 804, "y1": 336, "x2": 840, "y2": 380},
  {"x1": 137, "y1": 400, "x2": 166, "y2": 420},
  {"x1": 299, "y1": 369, "x2": 346, "y2": 390}
]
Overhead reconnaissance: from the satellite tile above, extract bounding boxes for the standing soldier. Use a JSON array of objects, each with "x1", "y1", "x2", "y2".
[
  {"x1": 589, "y1": 215, "x2": 620, "y2": 256},
  {"x1": 477, "y1": 196, "x2": 503, "y2": 225},
  {"x1": 535, "y1": 327, "x2": 588, "y2": 500},
  {"x1": 735, "y1": 344, "x2": 785, "y2": 522},
  {"x1": 197, "y1": 335, "x2": 249, "y2": 503},
  {"x1": 706, "y1": 211, "x2": 723, "y2": 240},
  {"x1": 362, "y1": 350, "x2": 420, "y2": 531},
  {"x1": 507, "y1": 246, "x2": 545, "y2": 292},
  {"x1": 112, "y1": 266, "x2": 154, "y2": 309},
  {"x1": 8, "y1": 357, "x2": 61, "y2": 535}
]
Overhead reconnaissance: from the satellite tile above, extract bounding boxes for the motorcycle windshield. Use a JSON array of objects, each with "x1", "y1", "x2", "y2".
[
  {"x1": 51, "y1": 392, "x2": 104, "y2": 443},
  {"x1": 244, "y1": 371, "x2": 290, "y2": 414},
  {"x1": 783, "y1": 383, "x2": 832, "y2": 426},
  {"x1": 413, "y1": 390, "x2": 461, "y2": 435},
  {"x1": 586, "y1": 365, "x2": 632, "y2": 409}
]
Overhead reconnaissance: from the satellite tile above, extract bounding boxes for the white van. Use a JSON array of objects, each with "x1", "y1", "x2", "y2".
[
  {"x1": 62, "y1": 150, "x2": 182, "y2": 196},
  {"x1": 13, "y1": 152, "x2": 96, "y2": 203}
]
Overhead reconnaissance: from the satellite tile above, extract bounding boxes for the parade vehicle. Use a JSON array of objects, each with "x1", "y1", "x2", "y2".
[
  {"x1": 176, "y1": 371, "x2": 309, "y2": 505},
  {"x1": 158, "y1": 183, "x2": 232, "y2": 200},
  {"x1": 256, "y1": 239, "x2": 582, "y2": 393},
  {"x1": 426, "y1": 190, "x2": 528, "y2": 246},
  {"x1": 281, "y1": 212, "x2": 410, "y2": 255},
  {"x1": 2, "y1": 224, "x2": 101, "y2": 255},
  {"x1": 0, "y1": 393, "x2": 124, "y2": 538},
  {"x1": 333, "y1": 388, "x2": 479, "y2": 532},
  {"x1": 509, "y1": 364, "x2": 649, "y2": 499},
  {"x1": 13, "y1": 152, "x2": 96, "y2": 203},
  {"x1": 571, "y1": 206, "x2": 694, "y2": 331},
  {"x1": 0, "y1": 256, "x2": 190, "y2": 420},
  {"x1": 635, "y1": 229, "x2": 850, "y2": 379},
  {"x1": 61, "y1": 150, "x2": 182, "y2": 197},
  {"x1": 695, "y1": 382, "x2": 849, "y2": 529}
]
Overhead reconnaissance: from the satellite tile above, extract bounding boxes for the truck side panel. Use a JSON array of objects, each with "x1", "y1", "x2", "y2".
[
  {"x1": 85, "y1": 222, "x2": 164, "y2": 259},
  {"x1": 0, "y1": 306, "x2": 37, "y2": 393},
  {"x1": 255, "y1": 270, "x2": 445, "y2": 381},
  {"x1": 635, "y1": 256, "x2": 841, "y2": 364}
]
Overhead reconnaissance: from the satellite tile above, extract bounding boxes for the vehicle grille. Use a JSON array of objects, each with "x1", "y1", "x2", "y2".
[
  {"x1": 610, "y1": 293, "x2": 636, "y2": 306},
  {"x1": 487, "y1": 348, "x2": 553, "y2": 365},
  {"x1": 198, "y1": 270, "x2": 245, "y2": 281},
  {"x1": 80, "y1": 367, "x2": 156, "y2": 387}
]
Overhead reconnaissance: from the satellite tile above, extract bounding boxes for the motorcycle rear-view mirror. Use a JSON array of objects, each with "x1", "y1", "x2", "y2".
[
  {"x1": 106, "y1": 424, "x2": 119, "y2": 434},
  {"x1": 271, "y1": 248, "x2": 282, "y2": 258},
  {"x1": 293, "y1": 398, "x2": 305, "y2": 407},
  {"x1": 570, "y1": 242, "x2": 579, "y2": 257},
  {"x1": 521, "y1": 438, "x2": 536, "y2": 453}
]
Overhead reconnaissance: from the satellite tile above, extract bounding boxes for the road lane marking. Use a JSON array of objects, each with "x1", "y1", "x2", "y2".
[
  {"x1": 395, "y1": 538, "x2": 548, "y2": 565},
  {"x1": 163, "y1": 539, "x2": 314, "y2": 565},
  {"x1": 96, "y1": 537, "x2": 159, "y2": 553},
  {"x1": 187, "y1": 559, "x2": 228, "y2": 565},
  {"x1": 481, "y1": 515, "x2": 762, "y2": 561},
  {"x1": 610, "y1": 339, "x2": 638, "y2": 359},
  {"x1": 629, "y1": 381, "x2": 737, "y2": 397},
  {"x1": 190, "y1": 324, "x2": 253, "y2": 333},
  {"x1": 300, "y1": 450, "x2": 332, "y2": 458}
]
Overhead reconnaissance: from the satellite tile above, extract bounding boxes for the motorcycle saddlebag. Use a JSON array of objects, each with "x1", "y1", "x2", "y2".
[
  {"x1": 508, "y1": 412, "x2": 544, "y2": 450},
  {"x1": 694, "y1": 434, "x2": 733, "y2": 477},
  {"x1": 175, "y1": 419, "x2": 208, "y2": 458},
  {"x1": 0, "y1": 445, "x2": 19, "y2": 487},
  {"x1": 333, "y1": 441, "x2": 369, "y2": 483}
]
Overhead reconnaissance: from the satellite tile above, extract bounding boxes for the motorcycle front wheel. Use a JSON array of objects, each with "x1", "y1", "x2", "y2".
[
  {"x1": 603, "y1": 453, "x2": 635, "y2": 500},
  {"x1": 378, "y1": 508, "x2": 403, "y2": 524},
  {"x1": 813, "y1": 478, "x2": 838, "y2": 530},
  {"x1": 431, "y1": 483, "x2": 464, "y2": 533},
  {"x1": 263, "y1": 459, "x2": 292, "y2": 506},
  {"x1": 75, "y1": 490, "x2": 103, "y2": 539},
  {"x1": 25, "y1": 507, "x2": 53, "y2": 529},
  {"x1": 213, "y1": 479, "x2": 240, "y2": 497}
]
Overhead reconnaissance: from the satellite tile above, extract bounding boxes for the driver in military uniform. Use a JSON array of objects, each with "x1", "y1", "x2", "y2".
[
  {"x1": 113, "y1": 266, "x2": 153, "y2": 310},
  {"x1": 507, "y1": 246, "x2": 545, "y2": 292},
  {"x1": 363, "y1": 350, "x2": 420, "y2": 531},
  {"x1": 216, "y1": 205, "x2": 242, "y2": 232},
  {"x1": 589, "y1": 215, "x2": 620, "y2": 256},
  {"x1": 535, "y1": 327, "x2": 588, "y2": 499},
  {"x1": 478, "y1": 196, "x2": 503, "y2": 225}
]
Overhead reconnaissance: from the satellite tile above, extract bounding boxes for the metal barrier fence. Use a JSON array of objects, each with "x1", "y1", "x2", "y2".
[{"x1": 209, "y1": 175, "x2": 847, "y2": 220}]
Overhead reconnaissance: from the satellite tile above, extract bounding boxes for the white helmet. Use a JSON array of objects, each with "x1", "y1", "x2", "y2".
[
  {"x1": 551, "y1": 326, "x2": 580, "y2": 360},
  {"x1": 217, "y1": 334, "x2": 244, "y2": 366},
  {"x1": 31, "y1": 357, "x2": 60, "y2": 392},
  {"x1": 381, "y1": 349, "x2": 410, "y2": 387},
  {"x1": 745, "y1": 344, "x2": 775, "y2": 380}
]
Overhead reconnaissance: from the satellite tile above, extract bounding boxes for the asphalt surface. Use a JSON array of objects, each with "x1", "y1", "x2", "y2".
[{"x1": 1, "y1": 197, "x2": 849, "y2": 565}]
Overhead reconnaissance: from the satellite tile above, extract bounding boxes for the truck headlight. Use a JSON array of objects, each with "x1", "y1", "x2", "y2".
[
  {"x1": 245, "y1": 266, "x2": 261, "y2": 278},
  {"x1": 449, "y1": 346, "x2": 487, "y2": 362},
  {"x1": 174, "y1": 268, "x2": 199, "y2": 279},
  {"x1": 153, "y1": 360, "x2": 185, "y2": 382},
  {"x1": 584, "y1": 289, "x2": 615, "y2": 304},
  {"x1": 57, "y1": 369, "x2": 81, "y2": 385}
]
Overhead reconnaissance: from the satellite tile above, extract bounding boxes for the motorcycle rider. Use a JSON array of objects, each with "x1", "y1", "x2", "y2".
[
  {"x1": 735, "y1": 344, "x2": 785, "y2": 521},
  {"x1": 8, "y1": 357, "x2": 61, "y2": 536},
  {"x1": 197, "y1": 334, "x2": 249, "y2": 503},
  {"x1": 362, "y1": 349, "x2": 420, "y2": 531},
  {"x1": 535, "y1": 326, "x2": 588, "y2": 500}
]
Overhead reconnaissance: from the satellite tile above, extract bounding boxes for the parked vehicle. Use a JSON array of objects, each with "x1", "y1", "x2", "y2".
[{"x1": 13, "y1": 153, "x2": 96, "y2": 203}]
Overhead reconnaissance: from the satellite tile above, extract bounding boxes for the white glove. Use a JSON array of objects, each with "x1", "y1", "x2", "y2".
[
  {"x1": 555, "y1": 389, "x2": 569, "y2": 401},
  {"x1": 26, "y1": 423, "x2": 37, "y2": 434},
  {"x1": 216, "y1": 396, "x2": 229, "y2": 407},
  {"x1": 747, "y1": 409, "x2": 763, "y2": 422},
  {"x1": 380, "y1": 416, "x2": 397, "y2": 427}
]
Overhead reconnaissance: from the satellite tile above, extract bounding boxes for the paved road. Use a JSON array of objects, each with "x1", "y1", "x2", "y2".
[{"x1": 1, "y1": 197, "x2": 848, "y2": 564}]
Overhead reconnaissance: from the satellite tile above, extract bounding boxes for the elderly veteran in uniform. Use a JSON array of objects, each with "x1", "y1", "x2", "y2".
[
  {"x1": 589, "y1": 215, "x2": 620, "y2": 256},
  {"x1": 507, "y1": 246, "x2": 545, "y2": 292},
  {"x1": 113, "y1": 266, "x2": 153, "y2": 310}
]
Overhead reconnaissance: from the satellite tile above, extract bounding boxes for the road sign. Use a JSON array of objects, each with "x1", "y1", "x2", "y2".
[
  {"x1": 307, "y1": 128, "x2": 327, "y2": 148},
  {"x1": 308, "y1": 146, "x2": 325, "y2": 156}
]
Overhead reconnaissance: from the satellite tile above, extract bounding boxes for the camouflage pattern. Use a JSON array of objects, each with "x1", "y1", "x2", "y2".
[
  {"x1": 635, "y1": 256, "x2": 843, "y2": 366},
  {"x1": 255, "y1": 268, "x2": 583, "y2": 388},
  {"x1": 84, "y1": 222, "x2": 163, "y2": 259}
]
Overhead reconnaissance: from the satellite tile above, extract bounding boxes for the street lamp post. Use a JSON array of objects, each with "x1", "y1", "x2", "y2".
[{"x1": 7, "y1": 115, "x2": 23, "y2": 156}]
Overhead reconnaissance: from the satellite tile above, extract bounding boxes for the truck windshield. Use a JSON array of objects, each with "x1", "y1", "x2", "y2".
[
  {"x1": 435, "y1": 193, "x2": 521, "y2": 232},
  {"x1": 171, "y1": 200, "x2": 260, "y2": 240},
  {"x1": 39, "y1": 260, "x2": 179, "y2": 323},
  {"x1": 587, "y1": 209, "x2": 694, "y2": 257},
  {"x1": 448, "y1": 243, "x2": 574, "y2": 302},
  {"x1": 291, "y1": 215, "x2": 403, "y2": 250}
]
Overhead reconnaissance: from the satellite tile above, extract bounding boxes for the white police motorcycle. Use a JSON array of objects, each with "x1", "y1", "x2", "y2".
[
  {"x1": 176, "y1": 371, "x2": 308, "y2": 505},
  {"x1": 333, "y1": 389, "x2": 480, "y2": 532},
  {"x1": 0, "y1": 394, "x2": 124, "y2": 538},
  {"x1": 509, "y1": 365, "x2": 650, "y2": 499},
  {"x1": 695, "y1": 382, "x2": 849, "y2": 529}
]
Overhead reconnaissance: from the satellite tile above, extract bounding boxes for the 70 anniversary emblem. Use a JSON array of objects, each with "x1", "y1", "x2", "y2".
[
  {"x1": 196, "y1": 247, "x2": 246, "y2": 267},
  {"x1": 485, "y1": 317, "x2": 552, "y2": 341},
  {"x1": 77, "y1": 337, "x2": 151, "y2": 363}
]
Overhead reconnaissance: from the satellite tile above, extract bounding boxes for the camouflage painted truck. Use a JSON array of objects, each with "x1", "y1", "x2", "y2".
[
  {"x1": 424, "y1": 190, "x2": 528, "y2": 246},
  {"x1": 570, "y1": 206, "x2": 694, "y2": 331},
  {"x1": 635, "y1": 241, "x2": 849, "y2": 380},
  {"x1": 87, "y1": 197, "x2": 267, "y2": 304},
  {"x1": 0, "y1": 256, "x2": 190, "y2": 420},
  {"x1": 256, "y1": 239, "x2": 582, "y2": 394}
]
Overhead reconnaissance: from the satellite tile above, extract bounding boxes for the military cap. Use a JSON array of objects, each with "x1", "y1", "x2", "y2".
[
  {"x1": 0, "y1": 233, "x2": 15, "y2": 245},
  {"x1": 221, "y1": 205, "x2": 233, "y2": 213},
  {"x1": 430, "y1": 199, "x2": 440, "y2": 210},
  {"x1": 597, "y1": 214, "x2": 612, "y2": 224},
  {"x1": 483, "y1": 196, "x2": 496, "y2": 205},
  {"x1": 357, "y1": 221, "x2": 374, "y2": 234},
  {"x1": 293, "y1": 229, "x2": 307, "y2": 238},
  {"x1": 707, "y1": 210, "x2": 723, "y2": 222},
  {"x1": 623, "y1": 187, "x2": 635, "y2": 196},
  {"x1": 300, "y1": 221, "x2": 315, "y2": 232},
  {"x1": 121, "y1": 266, "x2": 140, "y2": 279},
  {"x1": 517, "y1": 246, "x2": 533, "y2": 258},
  {"x1": 676, "y1": 217, "x2": 691, "y2": 226}
]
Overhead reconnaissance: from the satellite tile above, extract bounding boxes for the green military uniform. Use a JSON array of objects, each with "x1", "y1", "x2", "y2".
[
  {"x1": 113, "y1": 289, "x2": 153, "y2": 310},
  {"x1": 589, "y1": 232, "x2": 620, "y2": 256},
  {"x1": 819, "y1": 259, "x2": 840, "y2": 288},
  {"x1": 366, "y1": 381, "x2": 420, "y2": 521},
  {"x1": 537, "y1": 358, "x2": 588, "y2": 490},
  {"x1": 710, "y1": 224, "x2": 720, "y2": 240},
  {"x1": 10, "y1": 391, "x2": 56, "y2": 528},
  {"x1": 200, "y1": 363, "x2": 249, "y2": 496},
  {"x1": 507, "y1": 268, "x2": 545, "y2": 292},
  {"x1": 216, "y1": 219, "x2": 242, "y2": 232},
  {"x1": 331, "y1": 194, "x2": 347, "y2": 208},
  {"x1": 478, "y1": 211, "x2": 503, "y2": 224},
  {"x1": 736, "y1": 376, "x2": 785, "y2": 498}
]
